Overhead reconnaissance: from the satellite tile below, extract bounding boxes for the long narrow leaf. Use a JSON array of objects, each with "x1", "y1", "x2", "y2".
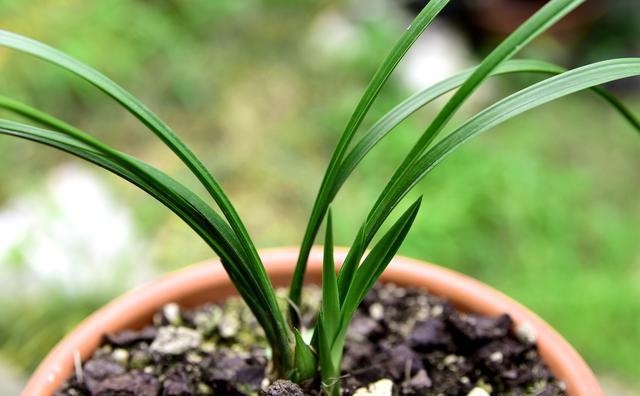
[
  {"x1": 0, "y1": 118, "x2": 292, "y2": 371},
  {"x1": 317, "y1": 319, "x2": 339, "y2": 396},
  {"x1": 337, "y1": 0, "x2": 585, "y2": 294},
  {"x1": 0, "y1": 123, "x2": 269, "y2": 310},
  {"x1": 0, "y1": 33, "x2": 283, "y2": 354},
  {"x1": 332, "y1": 59, "x2": 639, "y2": 195},
  {"x1": 330, "y1": 197, "x2": 422, "y2": 373},
  {"x1": 293, "y1": 329, "x2": 317, "y2": 382},
  {"x1": 0, "y1": 96, "x2": 242, "y2": 249},
  {"x1": 321, "y1": 210, "x2": 340, "y2": 339},
  {"x1": 334, "y1": 222, "x2": 366, "y2": 304},
  {"x1": 289, "y1": 0, "x2": 451, "y2": 310},
  {"x1": 382, "y1": 0, "x2": 584, "y2": 193},
  {"x1": 340, "y1": 197, "x2": 422, "y2": 329},
  {"x1": 0, "y1": 97, "x2": 294, "y2": 352},
  {"x1": 368, "y1": 59, "x2": 640, "y2": 238},
  {"x1": 0, "y1": 99, "x2": 282, "y2": 316}
]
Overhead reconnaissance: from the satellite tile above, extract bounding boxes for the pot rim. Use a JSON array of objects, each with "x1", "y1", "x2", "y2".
[{"x1": 22, "y1": 247, "x2": 602, "y2": 396}]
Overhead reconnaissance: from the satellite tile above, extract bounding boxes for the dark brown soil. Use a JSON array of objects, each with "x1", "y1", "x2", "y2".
[{"x1": 55, "y1": 284, "x2": 566, "y2": 396}]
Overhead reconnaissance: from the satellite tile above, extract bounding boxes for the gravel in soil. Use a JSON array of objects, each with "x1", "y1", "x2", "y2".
[{"x1": 55, "y1": 284, "x2": 566, "y2": 396}]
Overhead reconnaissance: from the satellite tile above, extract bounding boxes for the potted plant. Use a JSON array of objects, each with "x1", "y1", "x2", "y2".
[{"x1": 1, "y1": 0, "x2": 638, "y2": 395}]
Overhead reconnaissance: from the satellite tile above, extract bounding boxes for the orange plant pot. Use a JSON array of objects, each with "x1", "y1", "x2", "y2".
[{"x1": 23, "y1": 248, "x2": 602, "y2": 396}]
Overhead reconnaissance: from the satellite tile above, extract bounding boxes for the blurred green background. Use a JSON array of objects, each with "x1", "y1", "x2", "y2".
[{"x1": 0, "y1": 0, "x2": 638, "y2": 393}]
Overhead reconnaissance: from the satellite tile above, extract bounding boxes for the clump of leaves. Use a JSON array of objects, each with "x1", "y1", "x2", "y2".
[{"x1": 0, "y1": 0, "x2": 638, "y2": 394}]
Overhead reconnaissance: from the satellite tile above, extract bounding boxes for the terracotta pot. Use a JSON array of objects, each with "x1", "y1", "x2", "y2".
[{"x1": 23, "y1": 247, "x2": 602, "y2": 396}]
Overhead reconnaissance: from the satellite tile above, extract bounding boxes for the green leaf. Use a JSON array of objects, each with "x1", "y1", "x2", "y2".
[
  {"x1": 340, "y1": 197, "x2": 422, "y2": 327},
  {"x1": 321, "y1": 210, "x2": 340, "y2": 339},
  {"x1": 289, "y1": 0, "x2": 451, "y2": 311},
  {"x1": 369, "y1": 59, "x2": 640, "y2": 239},
  {"x1": 0, "y1": 119, "x2": 285, "y2": 335},
  {"x1": 387, "y1": 0, "x2": 584, "y2": 184},
  {"x1": 336, "y1": 0, "x2": 586, "y2": 292},
  {"x1": 331, "y1": 59, "x2": 639, "y2": 195},
  {"x1": 317, "y1": 319, "x2": 339, "y2": 396},
  {"x1": 0, "y1": 110, "x2": 293, "y2": 375},
  {"x1": 294, "y1": 0, "x2": 592, "y2": 310},
  {"x1": 0, "y1": 34, "x2": 286, "y2": 366},
  {"x1": 329, "y1": 197, "x2": 422, "y2": 381},
  {"x1": 0, "y1": 30, "x2": 248, "y2": 241},
  {"x1": 293, "y1": 328, "x2": 317, "y2": 382},
  {"x1": 335, "y1": 226, "x2": 366, "y2": 303}
]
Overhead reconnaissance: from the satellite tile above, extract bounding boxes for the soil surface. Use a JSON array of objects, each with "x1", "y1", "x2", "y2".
[{"x1": 55, "y1": 284, "x2": 566, "y2": 395}]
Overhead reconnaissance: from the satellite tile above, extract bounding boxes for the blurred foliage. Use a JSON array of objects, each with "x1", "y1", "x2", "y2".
[{"x1": 0, "y1": 0, "x2": 638, "y2": 389}]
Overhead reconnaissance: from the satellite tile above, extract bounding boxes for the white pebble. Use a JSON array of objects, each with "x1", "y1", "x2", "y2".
[
  {"x1": 431, "y1": 305, "x2": 444, "y2": 317},
  {"x1": 489, "y1": 351, "x2": 503, "y2": 363},
  {"x1": 467, "y1": 387, "x2": 491, "y2": 396},
  {"x1": 112, "y1": 348, "x2": 129, "y2": 364},
  {"x1": 517, "y1": 321, "x2": 537, "y2": 344},
  {"x1": 353, "y1": 378, "x2": 393, "y2": 396},
  {"x1": 163, "y1": 303, "x2": 182, "y2": 325},
  {"x1": 219, "y1": 315, "x2": 240, "y2": 338},
  {"x1": 369, "y1": 303, "x2": 385, "y2": 320},
  {"x1": 151, "y1": 326, "x2": 202, "y2": 355},
  {"x1": 443, "y1": 354, "x2": 458, "y2": 365}
]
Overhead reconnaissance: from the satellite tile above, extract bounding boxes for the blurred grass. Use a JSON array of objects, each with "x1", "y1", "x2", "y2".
[{"x1": 0, "y1": 0, "x2": 638, "y2": 388}]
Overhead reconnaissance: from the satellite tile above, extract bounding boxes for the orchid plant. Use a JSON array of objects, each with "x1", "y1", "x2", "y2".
[{"x1": 1, "y1": 0, "x2": 638, "y2": 394}]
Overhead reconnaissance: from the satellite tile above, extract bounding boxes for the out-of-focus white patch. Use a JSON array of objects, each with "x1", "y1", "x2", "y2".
[
  {"x1": 0, "y1": 359, "x2": 24, "y2": 395},
  {"x1": 307, "y1": 5, "x2": 481, "y2": 105},
  {"x1": 399, "y1": 21, "x2": 472, "y2": 91},
  {"x1": 0, "y1": 164, "x2": 154, "y2": 296},
  {"x1": 307, "y1": 9, "x2": 360, "y2": 59}
]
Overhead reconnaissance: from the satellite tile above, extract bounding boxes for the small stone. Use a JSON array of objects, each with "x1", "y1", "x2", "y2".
[
  {"x1": 369, "y1": 303, "x2": 385, "y2": 320},
  {"x1": 475, "y1": 379, "x2": 492, "y2": 394},
  {"x1": 259, "y1": 379, "x2": 304, "y2": 396},
  {"x1": 409, "y1": 318, "x2": 453, "y2": 351},
  {"x1": 163, "y1": 303, "x2": 182, "y2": 326},
  {"x1": 200, "y1": 341, "x2": 216, "y2": 353},
  {"x1": 163, "y1": 364, "x2": 194, "y2": 396},
  {"x1": 517, "y1": 321, "x2": 537, "y2": 344},
  {"x1": 200, "y1": 351, "x2": 265, "y2": 393},
  {"x1": 354, "y1": 378, "x2": 393, "y2": 396},
  {"x1": 186, "y1": 352, "x2": 203, "y2": 364},
  {"x1": 467, "y1": 387, "x2": 491, "y2": 396},
  {"x1": 90, "y1": 371, "x2": 160, "y2": 396},
  {"x1": 129, "y1": 348, "x2": 151, "y2": 369},
  {"x1": 443, "y1": 354, "x2": 458, "y2": 366},
  {"x1": 193, "y1": 306, "x2": 223, "y2": 335},
  {"x1": 448, "y1": 313, "x2": 513, "y2": 342},
  {"x1": 105, "y1": 326, "x2": 157, "y2": 347},
  {"x1": 111, "y1": 348, "x2": 129, "y2": 365},
  {"x1": 219, "y1": 315, "x2": 241, "y2": 338},
  {"x1": 150, "y1": 326, "x2": 201, "y2": 355},
  {"x1": 489, "y1": 351, "x2": 503, "y2": 363},
  {"x1": 406, "y1": 369, "x2": 431, "y2": 391},
  {"x1": 197, "y1": 382, "x2": 213, "y2": 395},
  {"x1": 83, "y1": 357, "x2": 126, "y2": 392},
  {"x1": 431, "y1": 305, "x2": 444, "y2": 317}
]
